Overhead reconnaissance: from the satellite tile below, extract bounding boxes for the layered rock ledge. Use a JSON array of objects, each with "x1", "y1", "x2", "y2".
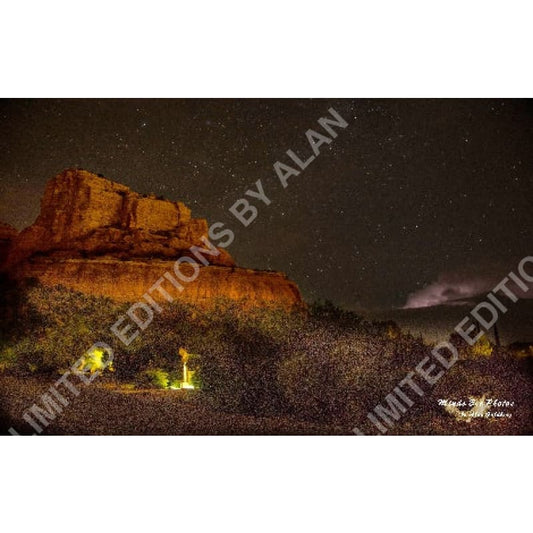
[
  {"x1": 14, "y1": 258, "x2": 303, "y2": 308},
  {"x1": 4, "y1": 169, "x2": 303, "y2": 309}
]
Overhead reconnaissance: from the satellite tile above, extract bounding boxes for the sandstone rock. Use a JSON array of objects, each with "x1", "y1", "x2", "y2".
[
  {"x1": 124, "y1": 195, "x2": 191, "y2": 231},
  {"x1": 5, "y1": 169, "x2": 303, "y2": 310},
  {"x1": 7, "y1": 169, "x2": 233, "y2": 267},
  {"x1": 15, "y1": 258, "x2": 303, "y2": 309}
]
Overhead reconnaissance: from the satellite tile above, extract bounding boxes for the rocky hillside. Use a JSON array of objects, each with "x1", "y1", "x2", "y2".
[{"x1": 4, "y1": 169, "x2": 303, "y2": 309}]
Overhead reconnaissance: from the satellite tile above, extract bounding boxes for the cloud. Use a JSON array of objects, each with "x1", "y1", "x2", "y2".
[{"x1": 403, "y1": 267, "x2": 533, "y2": 309}]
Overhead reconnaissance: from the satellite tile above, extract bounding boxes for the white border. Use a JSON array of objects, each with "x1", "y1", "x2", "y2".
[
  {"x1": 1, "y1": 437, "x2": 531, "y2": 532},
  {"x1": 1, "y1": 1, "x2": 532, "y2": 97}
]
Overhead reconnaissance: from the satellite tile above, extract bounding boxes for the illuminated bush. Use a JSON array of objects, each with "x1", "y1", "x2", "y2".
[
  {"x1": 137, "y1": 368, "x2": 170, "y2": 389},
  {"x1": 0, "y1": 346, "x2": 18, "y2": 372},
  {"x1": 0, "y1": 282, "x2": 127, "y2": 374},
  {"x1": 75, "y1": 346, "x2": 114, "y2": 373},
  {"x1": 4, "y1": 281, "x2": 531, "y2": 434},
  {"x1": 469, "y1": 335, "x2": 493, "y2": 358}
]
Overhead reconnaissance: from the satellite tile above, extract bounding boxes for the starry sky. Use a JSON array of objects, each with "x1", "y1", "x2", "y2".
[{"x1": 1, "y1": 99, "x2": 532, "y2": 310}]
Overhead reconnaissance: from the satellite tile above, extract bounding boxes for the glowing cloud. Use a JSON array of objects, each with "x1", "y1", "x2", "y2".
[{"x1": 403, "y1": 269, "x2": 533, "y2": 309}]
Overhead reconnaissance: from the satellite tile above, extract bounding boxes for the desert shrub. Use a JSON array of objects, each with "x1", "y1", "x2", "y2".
[
  {"x1": 106, "y1": 299, "x2": 297, "y2": 414},
  {"x1": 9, "y1": 281, "x2": 530, "y2": 435},
  {"x1": 278, "y1": 326, "x2": 392, "y2": 424},
  {"x1": 0, "y1": 283, "x2": 128, "y2": 374},
  {"x1": 278, "y1": 350, "x2": 338, "y2": 423},
  {"x1": 190, "y1": 341, "x2": 247, "y2": 411},
  {"x1": 136, "y1": 368, "x2": 170, "y2": 389},
  {"x1": 76, "y1": 345, "x2": 115, "y2": 373},
  {"x1": 309, "y1": 300, "x2": 362, "y2": 329},
  {"x1": 190, "y1": 313, "x2": 287, "y2": 415},
  {"x1": 0, "y1": 345, "x2": 18, "y2": 372},
  {"x1": 112, "y1": 301, "x2": 204, "y2": 380},
  {"x1": 275, "y1": 312, "x2": 439, "y2": 427},
  {"x1": 469, "y1": 334, "x2": 494, "y2": 358}
]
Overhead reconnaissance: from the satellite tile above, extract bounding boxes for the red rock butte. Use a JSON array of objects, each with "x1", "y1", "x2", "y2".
[{"x1": 2, "y1": 169, "x2": 303, "y2": 309}]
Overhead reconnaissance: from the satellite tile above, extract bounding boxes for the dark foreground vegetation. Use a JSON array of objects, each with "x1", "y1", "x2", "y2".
[{"x1": 1, "y1": 279, "x2": 531, "y2": 435}]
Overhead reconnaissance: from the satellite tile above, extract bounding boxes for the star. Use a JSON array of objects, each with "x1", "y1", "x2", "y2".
[{"x1": 0, "y1": 98, "x2": 531, "y2": 312}]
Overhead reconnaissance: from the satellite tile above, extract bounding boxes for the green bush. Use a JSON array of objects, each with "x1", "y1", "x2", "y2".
[
  {"x1": 0, "y1": 345, "x2": 18, "y2": 371},
  {"x1": 136, "y1": 368, "x2": 170, "y2": 389},
  {"x1": 4, "y1": 281, "x2": 530, "y2": 434},
  {"x1": 1, "y1": 282, "x2": 128, "y2": 374}
]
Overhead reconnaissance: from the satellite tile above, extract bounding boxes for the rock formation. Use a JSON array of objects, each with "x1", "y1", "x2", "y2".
[
  {"x1": 15, "y1": 258, "x2": 302, "y2": 308},
  {"x1": 5, "y1": 169, "x2": 303, "y2": 309},
  {"x1": 7, "y1": 169, "x2": 234, "y2": 267}
]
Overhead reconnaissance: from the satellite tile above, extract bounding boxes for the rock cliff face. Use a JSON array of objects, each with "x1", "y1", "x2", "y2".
[
  {"x1": 8, "y1": 169, "x2": 233, "y2": 267},
  {"x1": 16, "y1": 258, "x2": 302, "y2": 308},
  {"x1": 6, "y1": 169, "x2": 303, "y2": 309}
]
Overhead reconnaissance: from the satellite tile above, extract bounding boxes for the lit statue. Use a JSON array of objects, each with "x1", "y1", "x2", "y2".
[{"x1": 178, "y1": 347, "x2": 195, "y2": 389}]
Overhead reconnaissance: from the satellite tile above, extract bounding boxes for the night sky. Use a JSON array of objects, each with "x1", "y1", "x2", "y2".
[{"x1": 1, "y1": 99, "x2": 532, "y2": 310}]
